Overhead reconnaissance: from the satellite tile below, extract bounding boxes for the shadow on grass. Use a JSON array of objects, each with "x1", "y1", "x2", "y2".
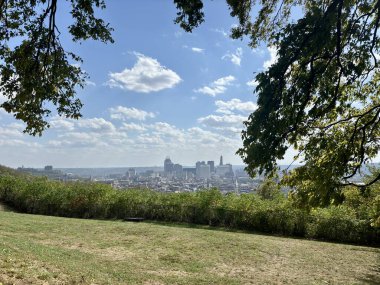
[
  {"x1": 141, "y1": 219, "x2": 380, "y2": 249},
  {"x1": 0, "y1": 201, "x2": 15, "y2": 212},
  {"x1": 143, "y1": 219, "x2": 311, "y2": 241}
]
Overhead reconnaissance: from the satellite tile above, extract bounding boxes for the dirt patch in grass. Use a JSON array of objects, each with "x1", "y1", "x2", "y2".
[
  {"x1": 38, "y1": 239, "x2": 137, "y2": 261},
  {"x1": 0, "y1": 257, "x2": 70, "y2": 285},
  {"x1": 146, "y1": 269, "x2": 190, "y2": 279}
]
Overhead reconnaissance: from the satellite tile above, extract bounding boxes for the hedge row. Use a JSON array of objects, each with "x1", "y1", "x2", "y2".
[{"x1": 0, "y1": 174, "x2": 378, "y2": 245}]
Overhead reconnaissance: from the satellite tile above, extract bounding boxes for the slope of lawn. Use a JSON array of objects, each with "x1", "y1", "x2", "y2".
[{"x1": 0, "y1": 209, "x2": 379, "y2": 285}]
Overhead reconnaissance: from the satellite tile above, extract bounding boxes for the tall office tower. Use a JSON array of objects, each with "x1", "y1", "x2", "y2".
[
  {"x1": 219, "y1": 155, "x2": 223, "y2": 166},
  {"x1": 127, "y1": 168, "x2": 136, "y2": 178},
  {"x1": 173, "y1": 164, "x2": 183, "y2": 177},
  {"x1": 164, "y1": 156, "x2": 174, "y2": 173},
  {"x1": 216, "y1": 163, "x2": 233, "y2": 177},
  {"x1": 198, "y1": 164, "x2": 211, "y2": 179},
  {"x1": 207, "y1": 161, "x2": 215, "y2": 173},
  {"x1": 195, "y1": 161, "x2": 201, "y2": 177}
]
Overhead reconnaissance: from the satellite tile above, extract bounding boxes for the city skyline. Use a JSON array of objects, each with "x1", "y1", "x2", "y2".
[
  {"x1": 15, "y1": 155, "x2": 256, "y2": 194},
  {"x1": 15, "y1": 154, "x2": 244, "y2": 170}
]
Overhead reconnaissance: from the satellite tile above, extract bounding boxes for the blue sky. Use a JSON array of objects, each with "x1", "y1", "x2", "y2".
[{"x1": 0, "y1": 0, "x2": 289, "y2": 168}]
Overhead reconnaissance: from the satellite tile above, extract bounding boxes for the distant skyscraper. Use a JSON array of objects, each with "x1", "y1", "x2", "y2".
[
  {"x1": 219, "y1": 155, "x2": 223, "y2": 166},
  {"x1": 44, "y1": 165, "x2": 53, "y2": 171},
  {"x1": 198, "y1": 164, "x2": 210, "y2": 179},
  {"x1": 127, "y1": 168, "x2": 136, "y2": 178},
  {"x1": 164, "y1": 156, "x2": 174, "y2": 173},
  {"x1": 216, "y1": 164, "x2": 233, "y2": 177},
  {"x1": 207, "y1": 161, "x2": 215, "y2": 173},
  {"x1": 195, "y1": 161, "x2": 201, "y2": 177},
  {"x1": 173, "y1": 163, "x2": 183, "y2": 177}
]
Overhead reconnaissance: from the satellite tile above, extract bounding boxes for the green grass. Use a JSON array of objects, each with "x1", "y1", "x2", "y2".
[{"x1": 0, "y1": 210, "x2": 379, "y2": 285}]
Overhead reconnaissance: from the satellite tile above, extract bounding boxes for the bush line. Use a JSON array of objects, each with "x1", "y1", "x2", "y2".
[{"x1": 0, "y1": 174, "x2": 378, "y2": 245}]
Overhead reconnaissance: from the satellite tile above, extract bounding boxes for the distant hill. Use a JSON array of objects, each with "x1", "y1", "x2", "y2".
[{"x1": 0, "y1": 165, "x2": 21, "y2": 176}]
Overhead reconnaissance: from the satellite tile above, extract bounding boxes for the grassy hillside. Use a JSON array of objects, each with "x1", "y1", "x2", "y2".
[{"x1": 0, "y1": 210, "x2": 379, "y2": 285}]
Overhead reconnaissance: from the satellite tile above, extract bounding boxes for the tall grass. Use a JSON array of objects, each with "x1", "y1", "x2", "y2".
[{"x1": 0, "y1": 171, "x2": 378, "y2": 245}]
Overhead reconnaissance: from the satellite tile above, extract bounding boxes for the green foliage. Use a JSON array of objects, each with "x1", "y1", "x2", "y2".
[
  {"x1": 0, "y1": 0, "x2": 113, "y2": 135},
  {"x1": 173, "y1": 0, "x2": 204, "y2": 32},
  {"x1": 175, "y1": 0, "x2": 380, "y2": 205},
  {"x1": 361, "y1": 168, "x2": 380, "y2": 227},
  {"x1": 0, "y1": 173, "x2": 378, "y2": 245},
  {"x1": 306, "y1": 206, "x2": 378, "y2": 244},
  {"x1": 0, "y1": 164, "x2": 21, "y2": 176},
  {"x1": 255, "y1": 178, "x2": 283, "y2": 200},
  {"x1": 236, "y1": 1, "x2": 380, "y2": 196},
  {"x1": 370, "y1": 195, "x2": 380, "y2": 227}
]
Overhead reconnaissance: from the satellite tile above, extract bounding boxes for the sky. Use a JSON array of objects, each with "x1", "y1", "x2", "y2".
[{"x1": 0, "y1": 0, "x2": 291, "y2": 168}]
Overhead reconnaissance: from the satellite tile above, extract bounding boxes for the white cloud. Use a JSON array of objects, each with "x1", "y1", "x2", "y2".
[
  {"x1": 183, "y1": 45, "x2": 205, "y2": 53},
  {"x1": 251, "y1": 48, "x2": 266, "y2": 56},
  {"x1": 222, "y1": 48, "x2": 243, "y2": 66},
  {"x1": 246, "y1": 79, "x2": 259, "y2": 88},
  {"x1": 187, "y1": 127, "x2": 220, "y2": 144},
  {"x1": 48, "y1": 134, "x2": 104, "y2": 148},
  {"x1": 194, "y1": 75, "x2": 235, "y2": 97},
  {"x1": 0, "y1": 126, "x2": 23, "y2": 138},
  {"x1": 77, "y1": 118, "x2": 116, "y2": 133},
  {"x1": 85, "y1": 80, "x2": 96, "y2": 87},
  {"x1": 107, "y1": 52, "x2": 182, "y2": 93},
  {"x1": 0, "y1": 123, "x2": 40, "y2": 148},
  {"x1": 109, "y1": 106, "x2": 155, "y2": 121},
  {"x1": 136, "y1": 134, "x2": 165, "y2": 145},
  {"x1": 215, "y1": 99, "x2": 258, "y2": 114},
  {"x1": 197, "y1": 114, "x2": 246, "y2": 127},
  {"x1": 50, "y1": 117, "x2": 76, "y2": 131},
  {"x1": 191, "y1": 47, "x2": 204, "y2": 53},
  {"x1": 211, "y1": 28, "x2": 228, "y2": 37},
  {"x1": 263, "y1": 46, "x2": 279, "y2": 69},
  {"x1": 48, "y1": 121, "x2": 128, "y2": 149},
  {"x1": 58, "y1": 132, "x2": 94, "y2": 141},
  {"x1": 50, "y1": 117, "x2": 115, "y2": 133},
  {"x1": 0, "y1": 139, "x2": 39, "y2": 147},
  {"x1": 120, "y1": 122, "x2": 147, "y2": 132},
  {"x1": 150, "y1": 122, "x2": 185, "y2": 141}
]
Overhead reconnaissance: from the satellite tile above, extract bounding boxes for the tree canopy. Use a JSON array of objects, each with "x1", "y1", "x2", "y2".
[
  {"x1": 0, "y1": 0, "x2": 113, "y2": 135},
  {"x1": 175, "y1": 0, "x2": 380, "y2": 205}
]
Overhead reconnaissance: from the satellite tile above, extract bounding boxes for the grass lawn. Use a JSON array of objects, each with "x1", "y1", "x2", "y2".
[{"x1": 0, "y1": 210, "x2": 379, "y2": 285}]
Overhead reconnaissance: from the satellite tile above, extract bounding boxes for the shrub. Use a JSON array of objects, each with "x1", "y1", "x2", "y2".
[
  {"x1": 0, "y1": 172, "x2": 378, "y2": 245},
  {"x1": 306, "y1": 206, "x2": 378, "y2": 244}
]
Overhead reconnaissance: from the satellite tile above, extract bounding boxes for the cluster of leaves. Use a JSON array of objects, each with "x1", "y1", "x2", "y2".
[
  {"x1": 0, "y1": 0, "x2": 113, "y2": 135},
  {"x1": 0, "y1": 167, "x2": 378, "y2": 245},
  {"x1": 237, "y1": 1, "x2": 380, "y2": 201}
]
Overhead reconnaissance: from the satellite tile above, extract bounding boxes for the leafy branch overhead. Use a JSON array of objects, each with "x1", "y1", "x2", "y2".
[
  {"x1": 0, "y1": 0, "x2": 113, "y2": 135},
  {"x1": 176, "y1": 0, "x2": 380, "y2": 202}
]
